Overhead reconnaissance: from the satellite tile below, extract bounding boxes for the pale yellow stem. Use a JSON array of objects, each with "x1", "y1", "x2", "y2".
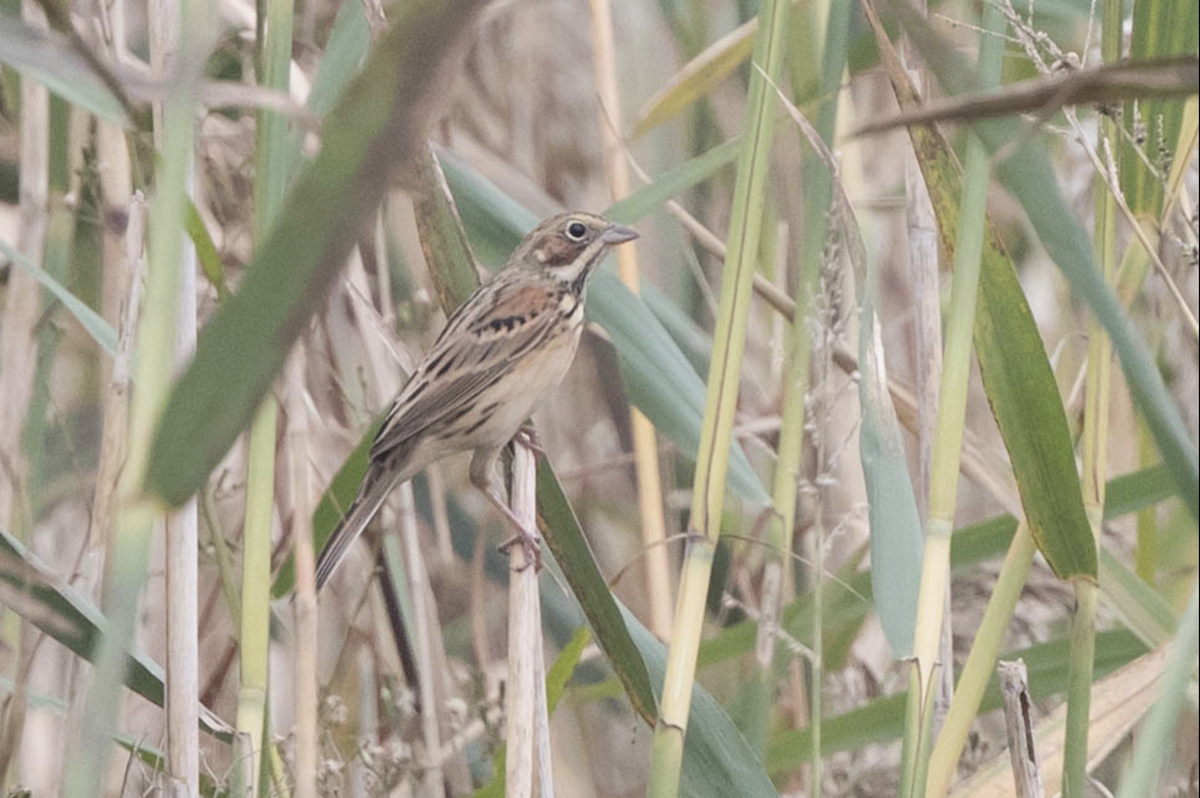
[{"x1": 588, "y1": 0, "x2": 673, "y2": 637}]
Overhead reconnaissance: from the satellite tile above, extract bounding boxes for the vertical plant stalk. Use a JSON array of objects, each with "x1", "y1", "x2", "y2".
[
  {"x1": 89, "y1": 163, "x2": 138, "y2": 551},
  {"x1": 1064, "y1": 2, "x2": 1121, "y2": 793},
  {"x1": 286, "y1": 348, "x2": 318, "y2": 798},
  {"x1": 398, "y1": 480, "x2": 447, "y2": 798},
  {"x1": 165, "y1": 181, "x2": 200, "y2": 798},
  {"x1": 902, "y1": 5, "x2": 1004, "y2": 794},
  {"x1": 647, "y1": 0, "x2": 790, "y2": 793},
  {"x1": 0, "y1": 2, "x2": 48, "y2": 756},
  {"x1": 237, "y1": 401, "x2": 276, "y2": 796},
  {"x1": 998, "y1": 659, "x2": 1045, "y2": 798},
  {"x1": 153, "y1": 0, "x2": 202, "y2": 783},
  {"x1": 755, "y1": 0, "x2": 852, "y2": 779},
  {"x1": 236, "y1": 0, "x2": 295, "y2": 787},
  {"x1": 506, "y1": 443, "x2": 549, "y2": 798},
  {"x1": 587, "y1": 0, "x2": 674, "y2": 640},
  {"x1": 64, "y1": 0, "x2": 203, "y2": 791},
  {"x1": 900, "y1": 0, "x2": 954, "y2": 729},
  {"x1": 0, "y1": 0, "x2": 49, "y2": 533},
  {"x1": 92, "y1": 195, "x2": 147, "y2": 552}
]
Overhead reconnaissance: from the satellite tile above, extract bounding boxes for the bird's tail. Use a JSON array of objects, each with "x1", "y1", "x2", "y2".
[{"x1": 315, "y1": 468, "x2": 398, "y2": 592}]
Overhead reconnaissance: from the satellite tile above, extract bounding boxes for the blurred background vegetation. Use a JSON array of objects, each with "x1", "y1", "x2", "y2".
[{"x1": 0, "y1": 0, "x2": 1196, "y2": 795}]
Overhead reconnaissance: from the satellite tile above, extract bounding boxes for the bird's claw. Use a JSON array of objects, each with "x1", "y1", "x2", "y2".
[
  {"x1": 499, "y1": 528, "x2": 542, "y2": 572},
  {"x1": 513, "y1": 425, "x2": 546, "y2": 461}
]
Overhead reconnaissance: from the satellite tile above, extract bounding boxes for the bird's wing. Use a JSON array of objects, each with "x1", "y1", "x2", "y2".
[{"x1": 369, "y1": 278, "x2": 569, "y2": 461}]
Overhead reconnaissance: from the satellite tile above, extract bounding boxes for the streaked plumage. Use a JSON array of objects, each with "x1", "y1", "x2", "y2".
[{"x1": 315, "y1": 211, "x2": 638, "y2": 590}]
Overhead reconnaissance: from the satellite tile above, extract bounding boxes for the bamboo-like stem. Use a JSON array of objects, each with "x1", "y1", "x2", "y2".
[
  {"x1": 234, "y1": 0, "x2": 295, "y2": 787},
  {"x1": 925, "y1": 523, "x2": 1037, "y2": 796},
  {"x1": 754, "y1": 3, "x2": 851, "y2": 783},
  {"x1": 1063, "y1": 2, "x2": 1121, "y2": 793},
  {"x1": 236, "y1": 401, "x2": 276, "y2": 796},
  {"x1": 89, "y1": 132, "x2": 136, "y2": 551},
  {"x1": 286, "y1": 348, "x2": 318, "y2": 798},
  {"x1": 900, "y1": 0, "x2": 955, "y2": 733},
  {"x1": 902, "y1": 6, "x2": 1004, "y2": 793},
  {"x1": 506, "y1": 443, "x2": 549, "y2": 798},
  {"x1": 64, "y1": 0, "x2": 203, "y2": 789},
  {"x1": 0, "y1": 0, "x2": 49, "y2": 535},
  {"x1": 165, "y1": 173, "x2": 200, "y2": 798},
  {"x1": 587, "y1": 0, "x2": 673, "y2": 640},
  {"x1": 156, "y1": 0, "x2": 201, "y2": 778},
  {"x1": 0, "y1": 3, "x2": 48, "y2": 783},
  {"x1": 647, "y1": 0, "x2": 790, "y2": 793}
]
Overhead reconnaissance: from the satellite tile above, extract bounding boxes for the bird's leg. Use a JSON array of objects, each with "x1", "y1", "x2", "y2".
[
  {"x1": 469, "y1": 447, "x2": 542, "y2": 571},
  {"x1": 513, "y1": 423, "x2": 546, "y2": 461}
]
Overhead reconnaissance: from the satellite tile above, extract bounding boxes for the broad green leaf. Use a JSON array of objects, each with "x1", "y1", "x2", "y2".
[
  {"x1": 0, "y1": 238, "x2": 117, "y2": 355},
  {"x1": 0, "y1": 528, "x2": 232, "y2": 741},
  {"x1": 146, "y1": 0, "x2": 492, "y2": 505},
  {"x1": 437, "y1": 151, "x2": 770, "y2": 505},
  {"x1": 888, "y1": 0, "x2": 1200, "y2": 523},
  {"x1": 0, "y1": 13, "x2": 131, "y2": 126},
  {"x1": 537, "y1": 460, "x2": 658, "y2": 721},
  {"x1": 868, "y1": 1, "x2": 1097, "y2": 579}
]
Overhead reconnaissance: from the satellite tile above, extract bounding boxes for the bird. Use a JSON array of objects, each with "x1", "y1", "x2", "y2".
[{"x1": 314, "y1": 211, "x2": 639, "y2": 591}]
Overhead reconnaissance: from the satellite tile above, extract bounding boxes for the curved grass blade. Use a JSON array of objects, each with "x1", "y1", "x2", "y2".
[
  {"x1": 0, "y1": 238, "x2": 117, "y2": 355},
  {"x1": 0, "y1": 529, "x2": 232, "y2": 742},
  {"x1": 631, "y1": 16, "x2": 759, "y2": 138},
  {"x1": 0, "y1": 13, "x2": 131, "y2": 126},
  {"x1": 145, "y1": 0, "x2": 491, "y2": 505}
]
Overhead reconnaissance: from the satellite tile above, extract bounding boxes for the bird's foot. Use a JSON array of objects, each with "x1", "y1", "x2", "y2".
[
  {"x1": 513, "y1": 424, "x2": 546, "y2": 461},
  {"x1": 499, "y1": 526, "x2": 542, "y2": 572}
]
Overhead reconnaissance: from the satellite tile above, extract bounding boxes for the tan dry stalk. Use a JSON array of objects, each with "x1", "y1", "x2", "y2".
[
  {"x1": 587, "y1": 0, "x2": 673, "y2": 639},
  {"x1": 286, "y1": 346, "x2": 318, "y2": 798},
  {"x1": 148, "y1": 0, "x2": 201, "y2": 782},
  {"x1": 0, "y1": 0, "x2": 50, "y2": 533},
  {"x1": 90, "y1": 194, "x2": 147, "y2": 548},
  {"x1": 505, "y1": 443, "x2": 550, "y2": 797},
  {"x1": 165, "y1": 220, "x2": 200, "y2": 797},
  {"x1": 998, "y1": 659, "x2": 1045, "y2": 798}
]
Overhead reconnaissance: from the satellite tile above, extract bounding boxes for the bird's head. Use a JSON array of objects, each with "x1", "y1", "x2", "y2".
[{"x1": 511, "y1": 212, "x2": 639, "y2": 286}]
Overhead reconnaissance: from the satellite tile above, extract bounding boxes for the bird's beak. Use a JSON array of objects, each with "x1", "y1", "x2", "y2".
[{"x1": 601, "y1": 224, "x2": 639, "y2": 245}]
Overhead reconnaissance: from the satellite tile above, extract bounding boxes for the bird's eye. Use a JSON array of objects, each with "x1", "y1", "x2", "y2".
[{"x1": 566, "y1": 221, "x2": 588, "y2": 240}]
